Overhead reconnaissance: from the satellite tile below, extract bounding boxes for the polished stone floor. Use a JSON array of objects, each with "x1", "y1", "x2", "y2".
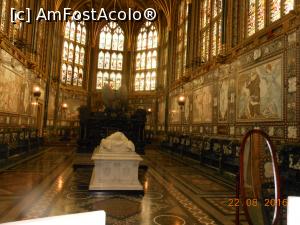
[{"x1": 0, "y1": 145, "x2": 248, "y2": 225}]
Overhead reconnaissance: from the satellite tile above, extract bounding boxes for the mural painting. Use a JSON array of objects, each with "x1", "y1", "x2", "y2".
[
  {"x1": 219, "y1": 79, "x2": 229, "y2": 122},
  {"x1": 193, "y1": 85, "x2": 213, "y2": 123},
  {"x1": 237, "y1": 57, "x2": 282, "y2": 121}
]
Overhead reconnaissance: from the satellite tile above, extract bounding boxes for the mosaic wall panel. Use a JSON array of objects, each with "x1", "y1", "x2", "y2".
[
  {"x1": 183, "y1": 83, "x2": 193, "y2": 124},
  {"x1": 0, "y1": 65, "x2": 32, "y2": 115},
  {"x1": 218, "y1": 78, "x2": 229, "y2": 122},
  {"x1": 165, "y1": 31, "x2": 299, "y2": 141},
  {"x1": 237, "y1": 56, "x2": 283, "y2": 122},
  {"x1": 47, "y1": 87, "x2": 56, "y2": 119},
  {"x1": 158, "y1": 100, "x2": 166, "y2": 125},
  {"x1": 192, "y1": 85, "x2": 213, "y2": 123},
  {"x1": 169, "y1": 95, "x2": 180, "y2": 124}
]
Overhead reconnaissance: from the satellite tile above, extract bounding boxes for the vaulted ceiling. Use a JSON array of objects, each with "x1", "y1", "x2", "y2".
[
  {"x1": 55, "y1": 0, "x2": 178, "y2": 30},
  {"x1": 53, "y1": 0, "x2": 179, "y2": 47}
]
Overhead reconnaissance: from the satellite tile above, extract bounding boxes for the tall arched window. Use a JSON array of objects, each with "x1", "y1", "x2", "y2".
[
  {"x1": 175, "y1": 1, "x2": 189, "y2": 80},
  {"x1": 96, "y1": 22, "x2": 124, "y2": 90},
  {"x1": 0, "y1": 0, "x2": 8, "y2": 32},
  {"x1": 199, "y1": 0, "x2": 223, "y2": 62},
  {"x1": 247, "y1": 0, "x2": 265, "y2": 36},
  {"x1": 134, "y1": 22, "x2": 158, "y2": 91},
  {"x1": 247, "y1": 0, "x2": 294, "y2": 36},
  {"x1": 61, "y1": 21, "x2": 87, "y2": 87},
  {"x1": 1, "y1": 0, "x2": 22, "y2": 36}
]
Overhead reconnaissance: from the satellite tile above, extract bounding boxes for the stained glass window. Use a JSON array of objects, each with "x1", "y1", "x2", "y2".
[
  {"x1": 212, "y1": 23, "x2": 217, "y2": 56},
  {"x1": 63, "y1": 41, "x2": 68, "y2": 60},
  {"x1": 257, "y1": 0, "x2": 265, "y2": 30},
  {"x1": 248, "y1": 0, "x2": 294, "y2": 36},
  {"x1": 134, "y1": 22, "x2": 158, "y2": 91},
  {"x1": 79, "y1": 47, "x2": 85, "y2": 65},
  {"x1": 75, "y1": 45, "x2": 80, "y2": 64},
  {"x1": 62, "y1": 64, "x2": 67, "y2": 81},
  {"x1": 70, "y1": 22, "x2": 76, "y2": 41},
  {"x1": 284, "y1": 0, "x2": 294, "y2": 14},
  {"x1": 175, "y1": 1, "x2": 189, "y2": 80},
  {"x1": 78, "y1": 68, "x2": 83, "y2": 86},
  {"x1": 116, "y1": 73, "x2": 122, "y2": 89},
  {"x1": 61, "y1": 21, "x2": 87, "y2": 87},
  {"x1": 248, "y1": 0, "x2": 256, "y2": 36},
  {"x1": 0, "y1": 0, "x2": 8, "y2": 32},
  {"x1": 68, "y1": 43, "x2": 74, "y2": 62},
  {"x1": 67, "y1": 65, "x2": 72, "y2": 85},
  {"x1": 140, "y1": 73, "x2": 145, "y2": 91},
  {"x1": 200, "y1": 0, "x2": 222, "y2": 62},
  {"x1": 96, "y1": 22, "x2": 124, "y2": 90},
  {"x1": 73, "y1": 67, "x2": 78, "y2": 85},
  {"x1": 117, "y1": 53, "x2": 123, "y2": 70},
  {"x1": 270, "y1": 0, "x2": 281, "y2": 22},
  {"x1": 76, "y1": 24, "x2": 81, "y2": 43},
  {"x1": 7, "y1": 0, "x2": 22, "y2": 38},
  {"x1": 135, "y1": 73, "x2": 140, "y2": 91},
  {"x1": 65, "y1": 21, "x2": 71, "y2": 38},
  {"x1": 270, "y1": 0, "x2": 295, "y2": 22},
  {"x1": 96, "y1": 72, "x2": 103, "y2": 90},
  {"x1": 98, "y1": 52, "x2": 104, "y2": 68},
  {"x1": 136, "y1": 53, "x2": 141, "y2": 70}
]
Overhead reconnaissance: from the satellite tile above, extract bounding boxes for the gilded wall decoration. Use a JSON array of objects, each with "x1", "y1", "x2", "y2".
[
  {"x1": 218, "y1": 79, "x2": 229, "y2": 122},
  {"x1": 287, "y1": 49, "x2": 297, "y2": 77},
  {"x1": 287, "y1": 32, "x2": 297, "y2": 46},
  {"x1": 64, "y1": 98, "x2": 85, "y2": 121},
  {"x1": 158, "y1": 101, "x2": 165, "y2": 125},
  {"x1": 48, "y1": 90, "x2": 56, "y2": 119},
  {"x1": 288, "y1": 77, "x2": 297, "y2": 93},
  {"x1": 183, "y1": 83, "x2": 192, "y2": 123},
  {"x1": 20, "y1": 80, "x2": 31, "y2": 114},
  {"x1": 288, "y1": 126, "x2": 297, "y2": 139},
  {"x1": 169, "y1": 95, "x2": 180, "y2": 123},
  {"x1": 0, "y1": 65, "x2": 23, "y2": 113},
  {"x1": 237, "y1": 57, "x2": 283, "y2": 121},
  {"x1": 184, "y1": 96, "x2": 190, "y2": 123},
  {"x1": 193, "y1": 85, "x2": 213, "y2": 123}
]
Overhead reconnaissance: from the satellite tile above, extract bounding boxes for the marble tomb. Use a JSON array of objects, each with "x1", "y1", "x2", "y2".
[{"x1": 89, "y1": 132, "x2": 143, "y2": 191}]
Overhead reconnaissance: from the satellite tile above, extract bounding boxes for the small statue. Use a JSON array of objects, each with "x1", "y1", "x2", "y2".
[{"x1": 99, "y1": 132, "x2": 135, "y2": 153}]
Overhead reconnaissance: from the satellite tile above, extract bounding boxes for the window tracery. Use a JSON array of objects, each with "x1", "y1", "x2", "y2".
[
  {"x1": 96, "y1": 22, "x2": 124, "y2": 90},
  {"x1": 175, "y1": 1, "x2": 189, "y2": 80},
  {"x1": 247, "y1": 0, "x2": 295, "y2": 36},
  {"x1": 199, "y1": 0, "x2": 222, "y2": 62},
  {"x1": 61, "y1": 21, "x2": 87, "y2": 87},
  {"x1": 134, "y1": 22, "x2": 158, "y2": 91}
]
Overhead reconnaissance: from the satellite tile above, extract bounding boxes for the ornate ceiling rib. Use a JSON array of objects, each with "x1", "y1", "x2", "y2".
[
  {"x1": 152, "y1": 0, "x2": 175, "y2": 31},
  {"x1": 54, "y1": 0, "x2": 174, "y2": 46}
]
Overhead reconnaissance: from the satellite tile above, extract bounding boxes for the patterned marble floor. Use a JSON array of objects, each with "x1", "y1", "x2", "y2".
[{"x1": 0, "y1": 145, "x2": 248, "y2": 225}]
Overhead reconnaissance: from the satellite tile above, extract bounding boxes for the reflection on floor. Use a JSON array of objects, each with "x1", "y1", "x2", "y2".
[{"x1": 0, "y1": 145, "x2": 247, "y2": 225}]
